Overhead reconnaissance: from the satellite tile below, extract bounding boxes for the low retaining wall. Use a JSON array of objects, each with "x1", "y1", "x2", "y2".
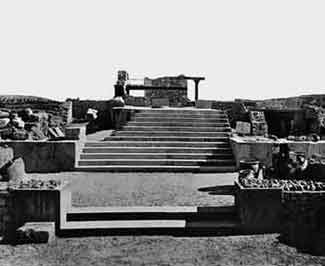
[
  {"x1": 0, "y1": 124, "x2": 86, "y2": 173},
  {"x1": 0, "y1": 184, "x2": 10, "y2": 237},
  {"x1": 0, "y1": 182, "x2": 71, "y2": 242},
  {"x1": 0, "y1": 141, "x2": 81, "y2": 173},
  {"x1": 282, "y1": 191, "x2": 325, "y2": 255},
  {"x1": 236, "y1": 176, "x2": 325, "y2": 254},
  {"x1": 230, "y1": 137, "x2": 273, "y2": 168},
  {"x1": 234, "y1": 180, "x2": 283, "y2": 233},
  {"x1": 230, "y1": 136, "x2": 325, "y2": 169}
]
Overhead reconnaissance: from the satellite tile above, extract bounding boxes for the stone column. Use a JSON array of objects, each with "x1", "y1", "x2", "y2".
[
  {"x1": 194, "y1": 79, "x2": 200, "y2": 101},
  {"x1": 114, "y1": 84, "x2": 125, "y2": 97}
]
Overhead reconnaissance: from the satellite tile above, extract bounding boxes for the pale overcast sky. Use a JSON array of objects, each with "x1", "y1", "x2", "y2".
[{"x1": 0, "y1": 0, "x2": 325, "y2": 101}]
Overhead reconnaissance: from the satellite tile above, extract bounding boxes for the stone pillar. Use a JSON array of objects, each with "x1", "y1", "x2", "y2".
[
  {"x1": 194, "y1": 79, "x2": 200, "y2": 101},
  {"x1": 114, "y1": 84, "x2": 125, "y2": 97},
  {"x1": 115, "y1": 70, "x2": 129, "y2": 97}
]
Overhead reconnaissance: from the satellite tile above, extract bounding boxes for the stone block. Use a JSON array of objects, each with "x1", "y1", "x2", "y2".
[
  {"x1": 235, "y1": 181, "x2": 283, "y2": 233},
  {"x1": 53, "y1": 127, "x2": 65, "y2": 138},
  {"x1": 0, "y1": 146, "x2": 14, "y2": 169},
  {"x1": 196, "y1": 100, "x2": 214, "y2": 109},
  {"x1": 29, "y1": 125, "x2": 46, "y2": 140},
  {"x1": 65, "y1": 125, "x2": 86, "y2": 141},
  {"x1": 5, "y1": 158, "x2": 25, "y2": 182},
  {"x1": 0, "y1": 198, "x2": 6, "y2": 207},
  {"x1": 15, "y1": 222, "x2": 55, "y2": 244},
  {"x1": 236, "y1": 121, "x2": 251, "y2": 135},
  {"x1": 2, "y1": 141, "x2": 77, "y2": 173},
  {"x1": 151, "y1": 98, "x2": 169, "y2": 108}
]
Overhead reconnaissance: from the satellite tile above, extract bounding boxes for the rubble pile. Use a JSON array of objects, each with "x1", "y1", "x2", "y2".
[
  {"x1": 0, "y1": 108, "x2": 65, "y2": 141},
  {"x1": 9, "y1": 179, "x2": 62, "y2": 190},
  {"x1": 239, "y1": 170, "x2": 325, "y2": 191}
]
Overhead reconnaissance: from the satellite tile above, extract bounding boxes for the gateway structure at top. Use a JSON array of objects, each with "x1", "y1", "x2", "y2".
[{"x1": 114, "y1": 70, "x2": 205, "y2": 107}]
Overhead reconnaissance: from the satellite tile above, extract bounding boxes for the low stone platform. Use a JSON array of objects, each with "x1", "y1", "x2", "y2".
[{"x1": 61, "y1": 172, "x2": 236, "y2": 207}]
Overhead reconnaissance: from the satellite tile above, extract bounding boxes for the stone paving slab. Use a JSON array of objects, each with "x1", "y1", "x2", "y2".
[{"x1": 26, "y1": 172, "x2": 236, "y2": 207}]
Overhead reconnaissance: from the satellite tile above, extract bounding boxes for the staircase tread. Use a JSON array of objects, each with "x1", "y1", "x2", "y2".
[
  {"x1": 76, "y1": 165, "x2": 236, "y2": 169},
  {"x1": 114, "y1": 131, "x2": 231, "y2": 133},
  {"x1": 68, "y1": 205, "x2": 236, "y2": 214},
  {"x1": 77, "y1": 109, "x2": 234, "y2": 173},
  {"x1": 79, "y1": 159, "x2": 235, "y2": 162},
  {"x1": 186, "y1": 220, "x2": 240, "y2": 228},
  {"x1": 83, "y1": 147, "x2": 232, "y2": 150},
  {"x1": 85, "y1": 141, "x2": 230, "y2": 144},
  {"x1": 60, "y1": 220, "x2": 240, "y2": 230},
  {"x1": 61, "y1": 220, "x2": 186, "y2": 229},
  {"x1": 106, "y1": 137, "x2": 230, "y2": 141},
  {"x1": 80, "y1": 152, "x2": 233, "y2": 156},
  {"x1": 124, "y1": 126, "x2": 231, "y2": 129}
]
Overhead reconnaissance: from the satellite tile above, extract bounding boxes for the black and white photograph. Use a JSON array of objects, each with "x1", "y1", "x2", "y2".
[{"x1": 1, "y1": 0, "x2": 325, "y2": 265}]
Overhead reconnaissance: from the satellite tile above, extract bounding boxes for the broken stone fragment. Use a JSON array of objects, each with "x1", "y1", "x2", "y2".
[
  {"x1": 0, "y1": 111, "x2": 9, "y2": 118},
  {"x1": 0, "y1": 118, "x2": 10, "y2": 129},
  {"x1": 10, "y1": 128, "x2": 28, "y2": 140},
  {"x1": 15, "y1": 222, "x2": 55, "y2": 244},
  {"x1": 11, "y1": 117, "x2": 25, "y2": 129},
  {"x1": 28, "y1": 125, "x2": 46, "y2": 140},
  {"x1": 4, "y1": 157, "x2": 26, "y2": 183}
]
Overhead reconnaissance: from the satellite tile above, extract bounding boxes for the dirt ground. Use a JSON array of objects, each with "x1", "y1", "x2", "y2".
[{"x1": 1, "y1": 172, "x2": 325, "y2": 265}]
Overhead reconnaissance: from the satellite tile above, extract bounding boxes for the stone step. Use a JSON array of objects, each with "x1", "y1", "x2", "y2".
[
  {"x1": 84, "y1": 141, "x2": 230, "y2": 148},
  {"x1": 114, "y1": 131, "x2": 231, "y2": 137},
  {"x1": 74, "y1": 165, "x2": 237, "y2": 172},
  {"x1": 61, "y1": 220, "x2": 186, "y2": 230},
  {"x1": 59, "y1": 219, "x2": 240, "y2": 236},
  {"x1": 59, "y1": 220, "x2": 241, "y2": 237},
  {"x1": 136, "y1": 109, "x2": 226, "y2": 115},
  {"x1": 78, "y1": 158, "x2": 235, "y2": 166},
  {"x1": 134, "y1": 114, "x2": 228, "y2": 119},
  {"x1": 106, "y1": 136, "x2": 230, "y2": 142},
  {"x1": 82, "y1": 147, "x2": 232, "y2": 154},
  {"x1": 133, "y1": 117, "x2": 229, "y2": 123},
  {"x1": 127, "y1": 121, "x2": 230, "y2": 127},
  {"x1": 80, "y1": 153, "x2": 234, "y2": 160},
  {"x1": 122, "y1": 126, "x2": 231, "y2": 132},
  {"x1": 67, "y1": 206, "x2": 237, "y2": 221}
]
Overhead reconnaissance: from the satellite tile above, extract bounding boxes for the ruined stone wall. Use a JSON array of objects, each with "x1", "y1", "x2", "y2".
[
  {"x1": 145, "y1": 89, "x2": 190, "y2": 107},
  {"x1": 124, "y1": 95, "x2": 150, "y2": 107},
  {"x1": 212, "y1": 101, "x2": 249, "y2": 128},
  {"x1": 237, "y1": 94, "x2": 325, "y2": 110},
  {"x1": 0, "y1": 187, "x2": 10, "y2": 237},
  {"x1": 69, "y1": 99, "x2": 116, "y2": 130},
  {"x1": 282, "y1": 191, "x2": 325, "y2": 254},
  {"x1": 0, "y1": 96, "x2": 73, "y2": 125},
  {"x1": 249, "y1": 111, "x2": 268, "y2": 136},
  {"x1": 144, "y1": 76, "x2": 187, "y2": 88},
  {"x1": 143, "y1": 76, "x2": 190, "y2": 107}
]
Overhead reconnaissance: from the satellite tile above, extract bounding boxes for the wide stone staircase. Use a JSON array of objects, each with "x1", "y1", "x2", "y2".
[{"x1": 76, "y1": 108, "x2": 236, "y2": 172}]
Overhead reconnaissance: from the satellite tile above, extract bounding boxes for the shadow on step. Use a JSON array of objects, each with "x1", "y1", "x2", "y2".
[
  {"x1": 58, "y1": 226, "x2": 243, "y2": 238},
  {"x1": 198, "y1": 185, "x2": 235, "y2": 195}
]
